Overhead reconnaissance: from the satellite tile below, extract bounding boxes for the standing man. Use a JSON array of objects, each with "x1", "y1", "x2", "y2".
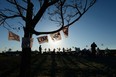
[
  {"x1": 91, "y1": 42, "x2": 97, "y2": 56},
  {"x1": 39, "y1": 45, "x2": 42, "y2": 54}
]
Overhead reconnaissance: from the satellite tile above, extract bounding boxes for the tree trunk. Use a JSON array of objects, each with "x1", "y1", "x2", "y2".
[
  {"x1": 19, "y1": 48, "x2": 31, "y2": 77},
  {"x1": 19, "y1": 29, "x2": 32, "y2": 77}
]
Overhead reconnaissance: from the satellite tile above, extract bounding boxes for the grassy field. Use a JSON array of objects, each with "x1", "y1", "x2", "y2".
[{"x1": 0, "y1": 52, "x2": 116, "y2": 77}]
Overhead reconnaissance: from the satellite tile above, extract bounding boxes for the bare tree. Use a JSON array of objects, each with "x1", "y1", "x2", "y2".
[{"x1": 0, "y1": 0, "x2": 96, "y2": 77}]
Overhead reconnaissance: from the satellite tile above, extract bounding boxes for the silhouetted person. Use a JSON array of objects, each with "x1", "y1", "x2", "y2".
[
  {"x1": 69, "y1": 48, "x2": 72, "y2": 52},
  {"x1": 97, "y1": 47, "x2": 100, "y2": 55},
  {"x1": 48, "y1": 48, "x2": 51, "y2": 52},
  {"x1": 75, "y1": 47, "x2": 80, "y2": 52},
  {"x1": 53, "y1": 48, "x2": 56, "y2": 52},
  {"x1": 39, "y1": 45, "x2": 42, "y2": 54},
  {"x1": 58, "y1": 48, "x2": 61, "y2": 52},
  {"x1": 91, "y1": 42, "x2": 97, "y2": 56},
  {"x1": 44, "y1": 48, "x2": 47, "y2": 52},
  {"x1": 67, "y1": 48, "x2": 69, "y2": 52},
  {"x1": 62, "y1": 47, "x2": 65, "y2": 52}
]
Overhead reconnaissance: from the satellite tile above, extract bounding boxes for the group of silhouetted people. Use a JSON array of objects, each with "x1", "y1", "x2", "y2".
[{"x1": 38, "y1": 42, "x2": 111, "y2": 57}]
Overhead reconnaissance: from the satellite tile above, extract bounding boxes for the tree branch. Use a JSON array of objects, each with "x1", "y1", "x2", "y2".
[
  {"x1": 59, "y1": 0, "x2": 66, "y2": 26},
  {"x1": 1, "y1": 8, "x2": 19, "y2": 15},
  {"x1": 6, "y1": 0, "x2": 26, "y2": 21},
  {"x1": 85, "y1": 0, "x2": 96, "y2": 12},
  {"x1": 6, "y1": 0, "x2": 27, "y2": 10},
  {"x1": 0, "y1": 11, "x2": 20, "y2": 26},
  {"x1": 0, "y1": 0, "x2": 96, "y2": 36},
  {"x1": 66, "y1": 0, "x2": 96, "y2": 27},
  {"x1": 84, "y1": 0, "x2": 88, "y2": 11},
  {"x1": 14, "y1": 0, "x2": 26, "y2": 21},
  {"x1": 48, "y1": 0, "x2": 96, "y2": 29},
  {"x1": 48, "y1": 0, "x2": 59, "y2": 6},
  {"x1": 0, "y1": 14, "x2": 20, "y2": 18},
  {"x1": 33, "y1": 25, "x2": 64, "y2": 35},
  {"x1": 32, "y1": 0, "x2": 59, "y2": 28}
]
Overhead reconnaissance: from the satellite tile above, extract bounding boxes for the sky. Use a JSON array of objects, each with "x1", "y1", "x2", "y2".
[{"x1": 0, "y1": 0, "x2": 116, "y2": 52}]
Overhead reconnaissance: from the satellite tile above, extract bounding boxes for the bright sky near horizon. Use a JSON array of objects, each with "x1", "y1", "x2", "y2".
[{"x1": 0, "y1": 0, "x2": 116, "y2": 52}]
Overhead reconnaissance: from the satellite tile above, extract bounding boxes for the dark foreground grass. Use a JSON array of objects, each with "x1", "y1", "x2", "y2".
[{"x1": 0, "y1": 53, "x2": 116, "y2": 77}]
